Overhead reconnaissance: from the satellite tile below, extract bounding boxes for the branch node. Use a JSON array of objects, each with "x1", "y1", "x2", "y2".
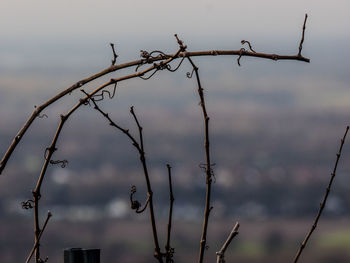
[{"x1": 110, "y1": 43, "x2": 118, "y2": 66}]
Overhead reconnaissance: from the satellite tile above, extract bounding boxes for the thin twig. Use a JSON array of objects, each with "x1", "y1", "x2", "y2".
[
  {"x1": 27, "y1": 63, "x2": 161, "y2": 261},
  {"x1": 216, "y1": 222, "x2": 240, "y2": 263},
  {"x1": 88, "y1": 98, "x2": 163, "y2": 263},
  {"x1": 165, "y1": 164, "x2": 175, "y2": 263},
  {"x1": 187, "y1": 56, "x2": 214, "y2": 263},
  {"x1": 0, "y1": 26, "x2": 310, "y2": 176},
  {"x1": 293, "y1": 126, "x2": 349, "y2": 263},
  {"x1": 28, "y1": 47, "x2": 185, "y2": 252},
  {"x1": 25, "y1": 211, "x2": 52, "y2": 263},
  {"x1": 110, "y1": 43, "x2": 118, "y2": 66},
  {"x1": 298, "y1": 14, "x2": 308, "y2": 56}
]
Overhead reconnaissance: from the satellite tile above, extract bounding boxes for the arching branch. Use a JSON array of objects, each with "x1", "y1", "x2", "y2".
[{"x1": 0, "y1": 14, "x2": 309, "y2": 175}]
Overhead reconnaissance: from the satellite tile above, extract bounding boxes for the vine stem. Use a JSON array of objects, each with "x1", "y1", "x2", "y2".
[
  {"x1": 0, "y1": 44, "x2": 309, "y2": 176},
  {"x1": 88, "y1": 98, "x2": 163, "y2": 262},
  {"x1": 27, "y1": 47, "x2": 183, "y2": 263},
  {"x1": 165, "y1": 164, "x2": 175, "y2": 263},
  {"x1": 25, "y1": 211, "x2": 52, "y2": 263},
  {"x1": 187, "y1": 56, "x2": 213, "y2": 263},
  {"x1": 216, "y1": 222, "x2": 240, "y2": 263},
  {"x1": 293, "y1": 126, "x2": 349, "y2": 263}
]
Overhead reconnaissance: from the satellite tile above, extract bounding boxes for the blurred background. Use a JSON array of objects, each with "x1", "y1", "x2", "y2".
[{"x1": 1, "y1": 0, "x2": 350, "y2": 262}]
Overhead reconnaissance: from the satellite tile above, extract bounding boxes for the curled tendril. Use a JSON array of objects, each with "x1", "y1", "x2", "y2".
[
  {"x1": 166, "y1": 57, "x2": 185, "y2": 72},
  {"x1": 129, "y1": 185, "x2": 150, "y2": 213},
  {"x1": 237, "y1": 40, "x2": 256, "y2": 66},
  {"x1": 186, "y1": 68, "x2": 195, "y2": 78},
  {"x1": 199, "y1": 163, "x2": 216, "y2": 183},
  {"x1": 241, "y1": 40, "x2": 256, "y2": 53},
  {"x1": 166, "y1": 247, "x2": 175, "y2": 262},
  {"x1": 136, "y1": 50, "x2": 169, "y2": 72},
  {"x1": 79, "y1": 89, "x2": 92, "y2": 106},
  {"x1": 49, "y1": 159, "x2": 68, "y2": 168},
  {"x1": 237, "y1": 48, "x2": 245, "y2": 66},
  {"x1": 38, "y1": 113, "x2": 48, "y2": 119},
  {"x1": 44, "y1": 147, "x2": 57, "y2": 161},
  {"x1": 139, "y1": 68, "x2": 159, "y2": 80},
  {"x1": 38, "y1": 257, "x2": 49, "y2": 263},
  {"x1": 34, "y1": 106, "x2": 48, "y2": 119},
  {"x1": 92, "y1": 82, "x2": 118, "y2": 102},
  {"x1": 21, "y1": 199, "x2": 34, "y2": 209}
]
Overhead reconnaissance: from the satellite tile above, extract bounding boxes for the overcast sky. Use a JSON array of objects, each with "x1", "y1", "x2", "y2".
[
  {"x1": 1, "y1": 0, "x2": 350, "y2": 112},
  {"x1": 1, "y1": 0, "x2": 350, "y2": 39}
]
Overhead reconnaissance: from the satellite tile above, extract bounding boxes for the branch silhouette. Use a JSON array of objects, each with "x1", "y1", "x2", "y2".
[
  {"x1": 0, "y1": 14, "x2": 317, "y2": 263},
  {"x1": 216, "y1": 222, "x2": 240, "y2": 263},
  {"x1": 293, "y1": 126, "x2": 349, "y2": 263},
  {"x1": 0, "y1": 14, "x2": 309, "y2": 176},
  {"x1": 87, "y1": 95, "x2": 164, "y2": 262}
]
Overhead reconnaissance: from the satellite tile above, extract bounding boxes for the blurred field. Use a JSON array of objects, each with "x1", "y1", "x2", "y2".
[{"x1": 2, "y1": 217, "x2": 350, "y2": 262}]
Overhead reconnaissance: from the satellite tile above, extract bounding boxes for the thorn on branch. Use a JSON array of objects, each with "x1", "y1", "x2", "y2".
[{"x1": 110, "y1": 43, "x2": 118, "y2": 66}]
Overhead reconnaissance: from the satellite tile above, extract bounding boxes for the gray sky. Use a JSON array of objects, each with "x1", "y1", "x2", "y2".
[
  {"x1": 1, "y1": 0, "x2": 349, "y2": 39},
  {"x1": 1, "y1": 0, "x2": 350, "y2": 111}
]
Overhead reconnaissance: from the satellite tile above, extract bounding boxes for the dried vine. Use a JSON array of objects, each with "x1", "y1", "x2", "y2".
[
  {"x1": 0, "y1": 15, "x2": 314, "y2": 263},
  {"x1": 292, "y1": 126, "x2": 349, "y2": 263},
  {"x1": 165, "y1": 164, "x2": 175, "y2": 263},
  {"x1": 86, "y1": 94, "x2": 164, "y2": 262},
  {"x1": 0, "y1": 15, "x2": 309, "y2": 176},
  {"x1": 216, "y1": 222, "x2": 240, "y2": 263},
  {"x1": 186, "y1": 55, "x2": 214, "y2": 263}
]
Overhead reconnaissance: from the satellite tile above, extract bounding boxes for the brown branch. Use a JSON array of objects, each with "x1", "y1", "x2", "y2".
[
  {"x1": 293, "y1": 126, "x2": 349, "y2": 263},
  {"x1": 187, "y1": 56, "x2": 214, "y2": 263},
  {"x1": 298, "y1": 14, "x2": 308, "y2": 57},
  {"x1": 0, "y1": 23, "x2": 310, "y2": 176},
  {"x1": 27, "y1": 56, "x2": 176, "y2": 262},
  {"x1": 88, "y1": 98, "x2": 163, "y2": 263},
  {"x1": 110, "y1": 43, "x2": 118, "y2": 66},
  {"x1": 165, "y1": 164, "x2": 175, "y2": 263},
  {"x1": 26, "y1": 211, "x2": 52, "y2": 263},
  {"x1": 31, "y1": 114, "x2": 70, "y2": 262},
  {"x1": 216, "y1": 222, "x2": 240, "y2": 263}
]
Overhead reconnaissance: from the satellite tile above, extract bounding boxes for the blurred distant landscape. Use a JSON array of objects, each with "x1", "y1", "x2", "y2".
[{"x1": 1, "y1": 19, "x2": 350, "y2": 262}]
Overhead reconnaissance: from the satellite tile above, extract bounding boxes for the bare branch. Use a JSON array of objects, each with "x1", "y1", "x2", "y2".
[
  {"x1": 165, "y1": 164, "x2": 175, "y2": 263},
  {"x1": 216, "y1": 222, "x2": 240, "y2": 263},
  {"x1": 241, "y1": 40, "x2": 256, "y2": 53},
  {"x1": 293, "y1": 126, "x2": 349, "y2": 263},
  {"x1": 298, "y1": 14, "x2": 308, "y2": 57},
  {"x1": 187, "y1": 56, "x2": 214, "y2": 263},
  {"x1": 0, "y1": 22, "x2": 310, "y2": 175},
  {"x1": 25, "y1": 211, "x2": 52, "y2": 263},
  {"x1": 88, "y1": 98, "x2": 164, "y2": 263}
]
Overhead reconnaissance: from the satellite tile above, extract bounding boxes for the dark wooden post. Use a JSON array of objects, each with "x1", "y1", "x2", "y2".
[{"x1": 64, "y1": 248, "x2": 100, "y2": 263}]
